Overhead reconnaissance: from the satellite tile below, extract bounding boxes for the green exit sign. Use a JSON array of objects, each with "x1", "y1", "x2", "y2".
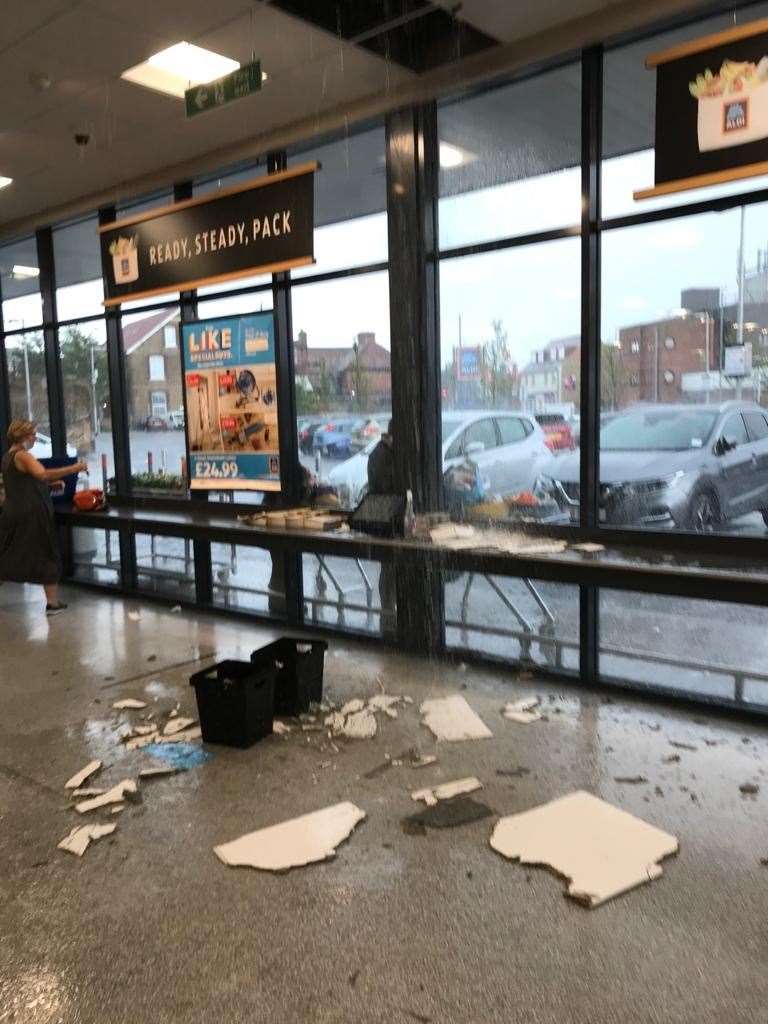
[{"x1": 185, "y1": 60, "x2": 262, "y2": 118}]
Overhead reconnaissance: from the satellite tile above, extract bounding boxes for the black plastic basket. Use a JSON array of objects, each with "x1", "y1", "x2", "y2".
[
  {"x1": 251, "y1": 638, "x2": 328, "y2": 716},
  {"x1": 189, "y1": 659, "x2": 275, "y2": 748}
]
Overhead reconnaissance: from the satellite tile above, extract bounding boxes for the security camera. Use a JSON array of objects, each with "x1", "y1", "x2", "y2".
[{"x1": 74, "y1": 132, "x2": 90, "y2": 147}]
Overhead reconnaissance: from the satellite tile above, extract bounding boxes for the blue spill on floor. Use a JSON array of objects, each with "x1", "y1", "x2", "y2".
[{"x1": 142, "y1": 743, "x2": 213, "y2": 769}]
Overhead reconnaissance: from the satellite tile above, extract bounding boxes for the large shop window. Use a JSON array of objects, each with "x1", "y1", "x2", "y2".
[
  {"x1": 602, "y1": 6, "x2": 768, "y2": 219},
  {"x1": 4, "y1": 332, "x2": 49, "y2": 433},
  {"x1": 122, "y1": 307, "x2": 186, "y2": 494},
  {"x1": 1, "y1": 236, "x2": 43, "y2": 330},
  {"x1": 600, "y1": 589, "x2": 768, "y2": 707},
  {"x1": 53, "y1": 217, "x2": 104, "y2": 319},
  {"x1": 590, "y1": 204, "x2": 768, "y2": 537},
  {"x1": 59, "y1": 320, "x2": 114, "y2": 486},
  {"x1": 290, "y1": 125, "x2": 387, "y2": 279},
  {"x1": 438, "y1": 63, "x2": 581, "y2": 250},
  {"x1": 439, "y1": 238, "x2": 581, "y2": 520},
  {"x1": 290, "y1": 271, "x2": 391, "y2": 511}
]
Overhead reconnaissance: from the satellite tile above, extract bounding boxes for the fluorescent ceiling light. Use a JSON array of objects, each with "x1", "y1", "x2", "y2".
[
  {"x1": 122, "y1": 42, "x2": 240, "y2": 99},
  {"x1": 0, "y1": 176, "x2": 12, "y2": 190},
  {"x1": 439, "y1": 143, "x2": 466, "y2": 169},
  {"x1": 12, "y1": 265, "x2": 39, "y2": 279}
]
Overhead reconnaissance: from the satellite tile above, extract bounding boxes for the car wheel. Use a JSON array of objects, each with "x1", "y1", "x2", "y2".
[{"x1": 686, "y1": 488, "x2": 720, "y2": 533}]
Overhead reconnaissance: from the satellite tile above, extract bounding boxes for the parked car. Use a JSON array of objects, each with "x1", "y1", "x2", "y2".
[
  {"x1": 143, "y1": 415, "x2": 169, "y2": 430},
  {"x1": 542, "y1": 401, "x2": 768, "y2": 531},
  {"x1": 312, "y1": 419, "x2": 359, "y2": 459},
  {"x1": 351, "y1": 416, "x2": 388, "y2": 451},
  {"x1": 167, "y1": 409, "x2": 185, "y2": 429},
  {"x1": 535, "y1": 413, "x2": 576, "y2": 451},
  {"x1": 328, "y1": 411, "x2": 554, "y2": 509}
]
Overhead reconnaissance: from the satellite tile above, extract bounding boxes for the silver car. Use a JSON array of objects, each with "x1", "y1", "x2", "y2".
[
  {"x1": 328, "y1": 411, "x2": 554, "y2": 508},
  {"x1": 544, "y1": 402, "x2": 768, "y2": 531}
]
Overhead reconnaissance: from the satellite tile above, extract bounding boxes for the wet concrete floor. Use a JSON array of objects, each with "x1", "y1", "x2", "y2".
[{"x1": 1, "y1": 581, "x2": 767, "y2": 1023}]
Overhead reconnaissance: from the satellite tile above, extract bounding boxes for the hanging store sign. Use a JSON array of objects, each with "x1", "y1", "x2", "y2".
[
  {"x1": 98, "y1": 163, "x2": 316, "y2": 306},
  {"x1": 636, "y1": 20, "x2": 768, "y2": 200},
  {"x1": 185, "y1": 59, "x2": 262, "y2": 118},
  {"x1": 181, "y1": 311, "x2": 281, "y2": 492}
]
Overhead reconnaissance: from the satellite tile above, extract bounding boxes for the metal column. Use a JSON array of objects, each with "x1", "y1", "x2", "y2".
[
  {"x1": 579, "y1": 47, "x2": 603, "y2": 686},
  {"x1": 37, "y1": 227, "x2": 67, "y2": 456},
  {"x1": 0, "y1": 272, "x2": 10, "y2": 447},
  {"x1": 385, "y1": 103, "x2": 444, "y2": 654}
]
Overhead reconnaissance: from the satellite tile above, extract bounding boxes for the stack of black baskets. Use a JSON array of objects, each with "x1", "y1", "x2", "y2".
[{"x1": 190, "y1": 638, "x2": 328, "y2": 748}]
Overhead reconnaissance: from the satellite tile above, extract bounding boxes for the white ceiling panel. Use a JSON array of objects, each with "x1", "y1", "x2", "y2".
[{"x1": 454, "y1": 0, "x2": 620, "y2": 42}]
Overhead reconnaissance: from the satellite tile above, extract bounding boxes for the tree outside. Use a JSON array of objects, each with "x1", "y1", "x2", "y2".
[
  {"x1": 479, "y1": 319, "x2": 515, "y2": 408},
  {"x1": 561, "y1": 343, "x2": 629, "y2": 412}
]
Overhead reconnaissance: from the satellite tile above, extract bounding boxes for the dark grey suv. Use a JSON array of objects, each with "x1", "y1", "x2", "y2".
[{"x1": 542, "y1": 402, "x2": 768, "y2": 531}]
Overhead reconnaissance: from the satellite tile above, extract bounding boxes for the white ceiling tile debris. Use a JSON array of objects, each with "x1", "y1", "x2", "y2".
[{"x1": 420, "y1": 695, "x2": 493, "y2": 742}]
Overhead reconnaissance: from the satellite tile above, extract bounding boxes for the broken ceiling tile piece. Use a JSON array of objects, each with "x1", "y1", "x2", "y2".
[
  {"x1": 368, "y1": 694, "x2": 407, "y2": 715},
  {"x1": 571, "y1": 542, "x2": 606, "y2": 554},
  {"x1": 162, "y1": 717, "x2": 196, "y2": 737},
  {"x1": 342, "y1": 709, "x2": 377, "y2": 740},
  {"x1": 419, "y1": 695, "x2": 492, "y2": 742},
  {"x1": 273, "y1": 721, "x2": 292, "y2": 735},
  {"x1": 70, "y1": 787, "x2": 105, "y2": 799},
  {"x1": 501, "y1": 698, "x2": 542, "y2": 725},
  {"x1": 156, "y1": 726, "x2": 202, "y2": 744},
  {"x1": 76, "y1": 779, "x2": 137, "y2": 814},
  {"x1": 340, "y1": 698, "x2": 365, "y2": 716},
  {"x1": 110, "y1": 805, "x2": 125, "y2": 815},
  {"x1": 64, "y1": 759, "x2": 102, "y2": 790},
  {"x1": 324, "y1": 711, "x2": 346, "y2": 733},
  {"x1": 112, "y1": 698, "x2": 147, "y2": 710},
  {"x1": 138, "y1": 766, "x2": 178, "y2": 779},
  {"x1": 125, "y1": 731, "x2": 160, "y2": 751},
  {"x1": 490, "y1": 790, "x2": 678, "y2": 908},
  {"x1": 411, "y1": 777, "x2": 482, "y2": 807},
  {"x1": 214, "y1": 801, "x2": 366, "y2": 872},
  {"x1": 121, "y1": 724, "x2": 157, "y2": 742},
  {"x1": 58, "y1": 823, "x2": 116, "y2": 857}
]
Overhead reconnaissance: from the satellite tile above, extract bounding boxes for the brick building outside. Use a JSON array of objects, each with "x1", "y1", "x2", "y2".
[
  {"x1": 122, "y1": 308, "x2": 183, "y2": 428},
  {"x1": 294, "y1": 329, "x2": 391, "y2": 408}
]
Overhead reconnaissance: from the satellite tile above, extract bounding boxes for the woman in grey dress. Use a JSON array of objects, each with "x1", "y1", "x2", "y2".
[{"x1": 0, "y1": 420, "x2": 86, "y2": 615}]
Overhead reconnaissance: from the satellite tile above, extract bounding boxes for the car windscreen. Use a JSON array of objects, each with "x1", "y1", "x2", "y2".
[
  {"x1": 535, "y1": 415, "x2": 565, "y2": 425},
  {"x1": 601, "y1": 409, "x2": 718, "y2": 451}
]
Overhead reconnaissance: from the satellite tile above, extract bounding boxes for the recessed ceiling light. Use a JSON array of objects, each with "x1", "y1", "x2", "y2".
[
  {"x1": 12, "y1": 265, "x2": 40, "y2": 279},
  {"x1": 0, "y1": 176, "x2": 12, "y2": 190},
  {"x1": 439, "y1": 142, "x2": 466, "y2": 169},
  {"x1": 122, "y1": 42, "x2": 240, "y2": 99}
]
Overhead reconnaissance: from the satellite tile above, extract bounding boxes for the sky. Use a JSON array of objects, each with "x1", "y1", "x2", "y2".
[{"x1": 5, "y1": 148, "x2": 768, "y2": 372}]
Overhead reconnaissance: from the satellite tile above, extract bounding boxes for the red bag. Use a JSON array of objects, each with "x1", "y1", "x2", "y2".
[{"x1": 73, "y1": 488, "x2": 106, "y2": 512}]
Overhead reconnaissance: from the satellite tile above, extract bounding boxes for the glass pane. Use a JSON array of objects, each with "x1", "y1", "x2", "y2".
[
  {"x1": 123, "y1": 307, "x2": 187, "y2": 494},
  {"x1": 59, "y1": 320, "x2": 114, "y2": 487},
  {"x1": 438, "y1": 63, "x2": 581, "y2": 249},
  {"x1": 302, "y1": 552, "x2": 389, "y2": 635},
  {"x1": 212, "y1": 543, "x2": 282, "y2": 615},
  {"x1": 602, "y1": 7, "x2": 768, "y2": 219},
  {"x1": 439, "y1": 238, "x2": 580, "y2": 518},
  {"x1": 445, "y1": 574, "x2": 579, "y2": 671},
  {"x1": 71, "y1": 527, "x2": 120, "y2": 585},
  {"x1": 291, "y1": 125, "x2": 387, "y2": 278},
  {"x1": 1, "y1": 236, "x2": 43, "y2": 329},
  {"x1": 592, "y1": 203, "x2": 768, "y2": 536},
  {"x1": 600, "y1": 589, "x2": 768, "y2": 705},
  {"x1": 291, "y1": 271, "x2": 391, "y2": 510},
  {"x1": 135, "y1": 533, "x2": 195, "y2": 600},
  {"x1": 54, "y1": 217, "x2": 104, "y2": 318},
  {"x1": 5, "y1": 332, "x2": 49, "y2": 434}
]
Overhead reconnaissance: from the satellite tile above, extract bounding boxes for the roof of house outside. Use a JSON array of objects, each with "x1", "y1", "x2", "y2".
[{"x1": 122, "y1": 308, "x2": 179, "y2": 355}]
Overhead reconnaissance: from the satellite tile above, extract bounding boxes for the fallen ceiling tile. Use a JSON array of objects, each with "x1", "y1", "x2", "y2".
[
  {"x1": 501, "y1": 698, "x2": 542, "y2": 725},
  {"x1": 138, "y1": 766, "x2": 178, "y2": 779},
  {"x1": 75, "y1": 779, "x2": 137, "y2": 814},
  {"x1": 402, "y1": 796, "x2": 494, "y2": 835},
  {"x1": 214, "y1": 801, "x2": 366, "y2": 872},
  {"x1": 411, "y1": 777, "x2": 482, "y2": 807},
  {"x1": 70, "y1": 787, "x2": 105, "y2": 799},
  {"x1": 112, "y1": 699, "x2": 147, "y2": 710},
  {"x1": 64, "y1": 760, "x2": 102, "y2": 789},
  {"x1": 156, "y1": 726, "x2": 202, "y2": 744},
  {"x1": 490, "y1": 790, "x2": 678, "y2": 908},
  {"x1": 419, "y1": 695, "x2": 492, "y2": 742},
  {"x1": 162, "y1": 717, "x2": 196, "y2": 736},
  {"x1": 57, "y1": 823, "x2": 116, "y2": 857},
  {"x1": 125, "y1": 731, "x2": 160, "y2": 751},
  {"x1": 121, "y1": 724, "x2": 158, "y2": 742},
  {"x1": 342, "y1": 709, "x2": 377, "y2": 740},
  {"x1": 340, "y1": 698, "x2": 365, "y2": 716},
  {"x1": 273, "y1": 721, "x2": 292, "y2": 735}
]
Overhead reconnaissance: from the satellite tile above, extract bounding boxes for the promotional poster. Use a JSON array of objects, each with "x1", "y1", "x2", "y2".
[
  {"x1": 638, "y1": 21, "x2": 768, "y2": 197},
  {"x1": 181, "y1": 312, "x2": 280, "y2": 492}
]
